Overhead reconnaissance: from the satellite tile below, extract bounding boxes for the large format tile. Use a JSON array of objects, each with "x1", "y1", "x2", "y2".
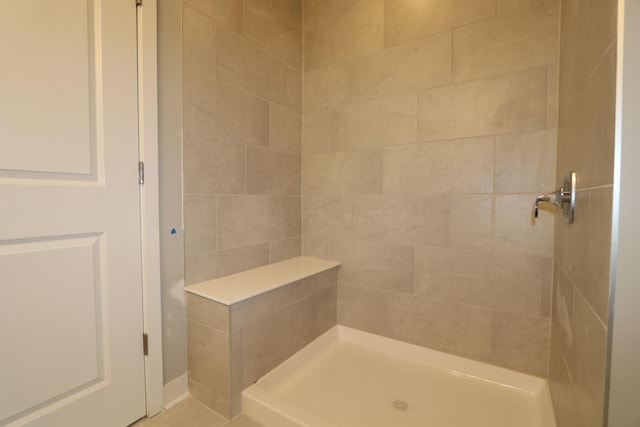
[
  {"x1": 330, "y1": 93, "x2": 418, "y2": 150},
  {"x1": 303, "y1": 195, "x2": 449, "y2": 247},
  {"x1": 328, "y1": 239, "x2": 414, "y2": 293},
  {"x1": 565, "y1": 290, "x2": 608, "y2": 427},
  {"x1": 494, "y1": 129, "x2": 557, "y2": 194},
  {"x1": 270, "y1": 0, "x2": 302, "y2": 28},
  {"x1": 187, "y1": 320, "x2": 230, "y2": 397},
  {"x1": 453, "y1": 7, "x2": 559, "y2": 82},
  {"x1": 183, "y1": 133, "x2": 246, "y2": 194},
  {"x1": 185, "y1": 244, "x2": 270, "y2": 285},
  {"x1": 184, "y1": 194, "x2": 217, "y2": 255},
  {"x1": 216, "y1": 196, "x2": 301, "y2": 249},
  {"x1": 270, "y1": 104, "x2": 301, "y2": 154},
  {"x1": 184, "y1": 0, "x2": 243, "y2": 33},
  {"x1": 269, "y1": 237, "x2": 301, "y2": 263},
  {"x1": 304, "y1": 2, "x2": 383, "y2": 71},
  {"x1": 304, "y1": 31, "x2": 452, "y2": 112},
  {"x1": 491, "y1": 311, "x2": 550, "y2": 376},
  {"x1": 415, "y1": 247, "x2": 548, "y2": 316},
  {"x1": 183, "y1": 3, "x2": 215, "y2": 76},
  {"x1": 337, "y1": 283, "x2": 382, "y2": 334},
  {"x1": 216, "y1": 26, "x2": 301, "y2": 110},
  {"x1": 381, "y1": 292, "x2": 494, "y2": 361},
  {"x1": 244, "y1": 0, "x2": 302, "y2": 71},
  {"x1": 418, "y1": 68, "x2": 547, "y2": 141},
  {"x1": 303, "y1": 0, "x2": 380, "y2": 29},
  {"x1": 383, "y1": 137, "x2": 494, "y2": 194},
  {"x1": 385, "y1": 0, "x2": 496, "y2": 47},
  {"x1": 303, "y1": 148, "x2": 382, "y2": 195},
  {"x1": 183, "y1": 71, "x2": 269, "y2": 146},
  {"x1": 246, "y1": 147, "x2": 301, "y2": 195}
]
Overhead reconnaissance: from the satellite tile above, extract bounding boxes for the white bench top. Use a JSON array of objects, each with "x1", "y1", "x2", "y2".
[{"x1": 184, "y1": 256, "x2": 341, "y2": 305}]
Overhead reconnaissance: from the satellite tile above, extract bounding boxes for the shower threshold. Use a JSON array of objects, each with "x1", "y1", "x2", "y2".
[{"x1": 242, "y1": 326, "x2": 557, "y2": 427}]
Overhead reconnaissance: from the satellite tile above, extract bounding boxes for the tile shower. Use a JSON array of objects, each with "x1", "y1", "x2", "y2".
[{"x1": 172, "y1": 0, "x2": 617, "y2": 425}]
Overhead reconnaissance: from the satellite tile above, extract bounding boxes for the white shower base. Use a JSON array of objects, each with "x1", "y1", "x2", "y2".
[{"x1": 242, "y1": 326, "x2": 557, "y2": 427}]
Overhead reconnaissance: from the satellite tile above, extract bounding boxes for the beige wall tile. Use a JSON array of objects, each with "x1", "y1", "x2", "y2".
[
  {"x1": 554, "y1": 190, "x2": 589, "y2": 288},
  {"x1": 187, "y1": 320, "x2": 230, "y2": 394},
  {"x1": 303, "y1": 195, "x2": 449, "y2": 247},
  {"x1": 328, "y1": 240, "x2": 414, "y2": 293},
  {"x1": 302, "y1": 236, "x2": 329, "y2": 259},
  {"x1": 270, "y1": 0, "x2": 302, "y2": 28},
  {"x1": 540, "y1": 257, "x2": 553, "y2": 318},
  {"x1": 185, "y1": 244, "x2": 269, "y2": 285},
  {"x1": 304, "y1": 2, "x2": 384, "y2": 71},
  {"x1": 186, "y1": 293, "x2": 229, "y2": 331},
  {"x1": 331, "y1": 93, "x2": 418, "y2": 150},
  {"x1": 302, "y1": 109, "x2": 333, "y2": 153},
  {"x1": 246, "y1": 147, "x2": 301, "y2": 195},
  {"x1": 559, "y1": 0, "x2": 616, "y2": 105},
  {"x1": 184, "y1": 194, "x2": 217, "y2": 255},
  {"x1": 303, "y1": 31, "x2": 452, "y2": 112},
  {"x1": 548, "y1": 339, "x2": 587, "y2": 427},
  {"x1": 346, "y1": 31, "x2": 452, "y2": 104},
  {"x1": 381, "y1": 292, "x2": 494, "y2": 361},
  {"x1": 415, "y1": 247, "x2": 547, "y2": 316},
  {"x1": 183, "y1": 4, "x2": 215, "y2": 76},
  {"x1": 183, "y1": 133, "x2": 246, "y2": 194},
  {"x1": 574, "y1": 46, "x2": 616, "y2": 188},
  {"x1": 245, "y1": 0, "x2": 302, "y2": 71},
  {"x1": 552, "y1": 262, "x2": 575, "y2": 357},
  {"x1": 497, "y1": 0, "x2": 559, "y2": 16},
  {"x1": 240, "y1": 287, "x2": 336, "y2": 388},
  {"x1": 495, "y1": 129, "x2": 557, "y2": 194},
  {"x1": 230, "y1": 285, "x2": 295, "y2": 331},
  {"x1": 296, "y1": 284, "x2": 338, "y2": 344},
  {"x1": 303, "y1": 66, "x2": 349, "y2": 113},
  {"x1": 295, "y1": 268, "x2": 338, "y2": 299},
  {"x1": 269, "y1": 237, "x2": 301, "y2": 263},
  {"x1": 184, "y1": 0, "x2": 244, "y2": 33},
  {"x1": 303, "y1": 148, "x2": 382, "y2": 195},
  {"x1": 419, "y1": 68, "x2": 547, "y2": 141},
  {"x1": 216, "y1": 26, "x2": 302, "y2": 111},
  {"x1": 383, "y1": 137, "x2": 494, "y2": 194},
  {"x1": 565, "y1": 290, "x2": 607, "y2": 427},
  {"x1": 453, "y1": 9, "x2": 559, "y2": 82},
  {"x1": 217, "y1": 196, "x2": 301, "y2": 249},
  {"x1": 583, "y1": 186, "x2": 612, "y2": 324},
  {"x1": 337, "y1": 283, "x2": 382, "y2": 334},
  {"x1": 491, "y1": 312, "x2": 550, "y2": 376},
  {"x1": 547, "y1": 65, "x2": 559, "y2": 128},
  {"x1": 303, "y1": 0, "x2": 380, "y2": 29},
  {"x1": 241, "y1": 302, "x2": 299, "y2": 387},
  {"x1": 448, "y1": 194, "x2": 554, "y2": 255},
  {"x1": 384, "y1": 0, "x2": 496, "y2": 47},
  {"x1": 270, "y1": 104, "x2": 301, "y2": 155},
  {"x1": 183, "y1": 71, "x2": 269, "y2": 146}
]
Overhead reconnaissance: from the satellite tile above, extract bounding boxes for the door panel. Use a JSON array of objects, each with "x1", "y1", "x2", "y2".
[{"x1": 0, "y1": 1, "x2": 146, "y2": 426}]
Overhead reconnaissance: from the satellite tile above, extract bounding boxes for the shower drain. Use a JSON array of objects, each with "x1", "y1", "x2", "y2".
[{"x1": 391, "y1": 399, "x2": 409, "y2": 411}]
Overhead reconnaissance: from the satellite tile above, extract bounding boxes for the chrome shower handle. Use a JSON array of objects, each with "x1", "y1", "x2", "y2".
[{"x1": 533, "y1": 172, "x2": 576, "y2": 223}]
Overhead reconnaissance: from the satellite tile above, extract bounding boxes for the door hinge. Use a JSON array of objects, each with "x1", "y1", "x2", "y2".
[
  {"x1": 143, "y1": 333, "x2": 149, "y2": 356},
  {"x1": 138, "y1": 161, "x2": 144, "y2": 185},
  {"x1": 136, "y1": 0, "x2": 142, "y2": 7}
]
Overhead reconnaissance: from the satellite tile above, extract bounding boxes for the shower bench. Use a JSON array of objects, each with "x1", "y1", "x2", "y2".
[{"x1": 184, "y1": 256, "x2": 340, "y2": 419}]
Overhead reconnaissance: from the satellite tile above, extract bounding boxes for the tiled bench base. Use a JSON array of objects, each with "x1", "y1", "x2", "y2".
[{"x1": 184, "y1": 257, "x2": 340, "y2": 419}]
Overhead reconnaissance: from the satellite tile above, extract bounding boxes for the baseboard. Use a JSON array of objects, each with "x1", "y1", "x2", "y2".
[{"x1": 163, "y1": 372, "x2": 189, "y2": 409}]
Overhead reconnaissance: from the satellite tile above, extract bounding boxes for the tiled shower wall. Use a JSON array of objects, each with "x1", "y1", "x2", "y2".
[
  {"x1": 549, "y1": 0, "x2": 617, "y2": 426},
  {"x1": 302, "y1": 0, "x2": 560, "y2": 376},
  {"x1": 182, "y1": 0, "x2": 303, "y2": 285}
]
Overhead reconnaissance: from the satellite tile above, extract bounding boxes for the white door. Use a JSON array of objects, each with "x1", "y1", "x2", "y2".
[{"x1": 0, "y1": 1, "x2": 146, "y2": 426}]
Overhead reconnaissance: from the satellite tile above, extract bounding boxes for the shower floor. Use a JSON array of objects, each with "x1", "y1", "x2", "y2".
[{"x1": 242, "y1": 326, "x2": 556, "y2": 427}]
